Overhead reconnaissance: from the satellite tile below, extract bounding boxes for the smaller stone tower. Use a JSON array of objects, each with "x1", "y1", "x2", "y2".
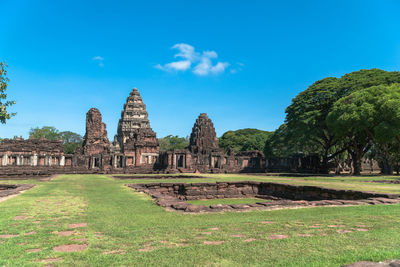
[{"x1": 188, "y1": 113, "x2": 219, "y2": 154}]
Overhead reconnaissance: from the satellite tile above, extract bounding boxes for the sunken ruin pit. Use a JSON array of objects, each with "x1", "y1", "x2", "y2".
[
  {"x1": 0, "y1": 184, "x2": 35, "y2": 199},
  {"x1": 128, "y1": 181, "x2": 400, "y2": 213},
  {"x1": 112, "y1": 175, "x2": 207, "y2": 180}
]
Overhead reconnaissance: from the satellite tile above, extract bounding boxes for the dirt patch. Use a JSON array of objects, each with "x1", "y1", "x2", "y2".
[
  {"x1": 269, "y1": 234, "x2": 289, "y2": 240},
  {"x1": 24, "y1": 231, "x2": 37, "y2": 236},
  {"x1": 260, "y1": 221, "x2": 274, "y2": 224},
  {"x1": 244, "y1": 238, "x2": 256, "y2": 242},
  {"x1": 53, "y1": 244, "x2": 87, "y2": 252},
  {"x1": 13, "y1": 215, "x2": 27, "y2": 220},
  {"x1": 26, "y1": 248, "x2": 41, "y2": 253},
  {"x1": 203, "y1": 241, "x2": 225, "y2": 245},
  {"x1": 0, "y1": 234, "x2": 18, "y2": 238},
  {"x1": 18, "y1": 242, "x2": 28, "y2": 246},
  {"x1": 68, "y1": 223, "x2": 87, "y2": 229},
  {"x1": 342, "y1": 259, "x2": 400, "y2": 267},
  {"x1": 356, "y1": 228, "x2": 369, "y2": 232},
  {"x1": 337, "y1": 229, "x2": 353, "y2": 234},
  {"x1": 57, "y1": 231, "x2": 75, "y2": 236},
  {"x1": 210, "y1": 227, "x2": 219, "y2": 231},
  {"x1": 231, "y1": 234, "x2": 245, "y2": 238}
]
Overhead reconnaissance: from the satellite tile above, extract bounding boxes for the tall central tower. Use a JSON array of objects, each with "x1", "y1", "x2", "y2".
[{"x1": 114, "y1": 88, "x2": 159, "y2": 167}]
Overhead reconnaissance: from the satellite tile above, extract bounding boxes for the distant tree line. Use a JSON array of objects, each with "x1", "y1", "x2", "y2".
[
  {"x1": 29, "y1": 126, "x2": 83, "y2": 154},
  {"x1": 158, "y1": 135, "x2": 189, "y2": 151},
  {"x1": 219, "y1": 129, "x2": 273, "y2": 153}
]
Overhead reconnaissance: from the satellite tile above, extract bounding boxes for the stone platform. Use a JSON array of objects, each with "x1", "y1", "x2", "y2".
[
  {"x1": 112, "y1": 175, "x2": 207, "y2": 180},
  {"x1": 128, "y1": 181, "x2": 400, "y2": 213}
]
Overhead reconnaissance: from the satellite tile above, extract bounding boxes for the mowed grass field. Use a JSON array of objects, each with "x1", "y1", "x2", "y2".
[{"x1": 1, "y1": 174, "x2": 400, "y2": 266}]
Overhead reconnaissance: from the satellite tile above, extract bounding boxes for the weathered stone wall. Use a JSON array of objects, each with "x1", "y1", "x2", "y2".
[
  {"x1": 131, "y1": 181, "x2": 398, "y2": 201},
  {"x1": 0, "y1": 138, "x2": 64, "y2": 154},
  {"x1": 129, "y1": 181, "x2": 400, "y2": 213},
  {"x1": 265, "y1": 155, "x2": 321, "y2": 173}
]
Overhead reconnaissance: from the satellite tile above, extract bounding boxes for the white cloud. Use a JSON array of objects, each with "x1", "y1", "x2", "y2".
[
  {"x1": 156, "y1": 44, "x2": 231, "y2": 76},
  {"x1": 92, "y1": 56, "x2": 104, "y2": 67},
  {"x1": 172, "y1": 43, "x2": 198, "y2": 61},
  {"x1": 211, "y1": 62, "x2": 229, "y2": 74},
  {"x1": 155, "y1": 60, "x2": 191, "y2": 71}
]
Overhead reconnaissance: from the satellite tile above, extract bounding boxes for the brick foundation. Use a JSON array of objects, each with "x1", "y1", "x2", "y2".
[{"x1": 128, "y1": 181, "x2": 400, "y2": 213}]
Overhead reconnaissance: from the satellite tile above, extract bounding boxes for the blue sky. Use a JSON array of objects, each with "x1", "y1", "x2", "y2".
[{"x1": 1, "y1": 0, "x2": 400, "y2": 139}]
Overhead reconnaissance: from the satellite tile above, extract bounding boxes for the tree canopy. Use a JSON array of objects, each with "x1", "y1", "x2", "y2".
[
  {"x1": 29, "y1": 126, "x2": 83, "y2": 154},
  {"x1": 29, "y1": 126, "x2": 61, "y2": 140},
  {"x1": 327, "y1": 83, "x2": 400, "y2": 174},
  {"x1": 271, "y1": 68, "x2": 400, "y2": 172},
  {"x1": 158, "y1": 135, "x2": 189, "y2": 151},
  {"x1": 219, "y1": 128, "x2": 273, "y2": 153},
  {"x1": 0, "y1": 61, "x2": 16, "y2": 124},
  {"x1": 60, "y1": 131, "x2": 83, "y2": 154}
]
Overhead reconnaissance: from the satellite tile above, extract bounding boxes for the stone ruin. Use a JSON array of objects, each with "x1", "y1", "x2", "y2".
[
  {"x1": 128, "y1": 181, "x2": 400, "y2": 213},
  {"x1": 188, "y1": 113, "x2": 219, "y2": 154},
  {"x1": 0, "y1": 87, "x2": 279, "y2": 176},
  {"x1": 82, "y1": 108, "x2": 110, "y2": 156},
  {"x1": 158, "y1": 113, "x2": 265, "y2": 173}
]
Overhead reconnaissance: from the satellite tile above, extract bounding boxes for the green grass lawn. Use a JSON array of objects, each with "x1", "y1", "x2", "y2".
[
  {"x1": 187, "y1": 198, "x2": 265, "y2": 206},
  {"x1": 1, "y1": 174, "x2": 400, "y2": 266}
]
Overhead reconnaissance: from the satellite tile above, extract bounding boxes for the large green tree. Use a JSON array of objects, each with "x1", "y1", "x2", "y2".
[
  {"x1": 0, "y1": 61, "x2": 16, "y2": 124},
  {"x1": 327, "y1": 83, "x2": 400, "y2": 175},
  {"x1": 264, "y1": 124, "x2": 297, "y2": 158},
  {"x1": 60, "y1": 131, "x2": 83, "y2": 154},
  {"x1": 158, "y1": 135, "x2": 189, "y2": 151},
  {"x1": 219, "y1": 128, "x2": 273, "y2": 153},
  {"x1": 283, "y1": 69, "x2": 400, "y2": 171}
]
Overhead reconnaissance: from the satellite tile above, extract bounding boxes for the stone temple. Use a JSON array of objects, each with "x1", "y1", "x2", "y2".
[{"x1": 0, "y1": 87, "x2": 266, "y2": 176}]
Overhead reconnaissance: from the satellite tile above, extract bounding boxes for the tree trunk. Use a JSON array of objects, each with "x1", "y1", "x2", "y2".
[
  {"x1": 320, "y1": 156, "x2": 329, "y2": 174},
  {"x1": 350, "y1": 148, "x2": 362, "y2": 176},
  {"x1": 352, "y1": 154, "x2": 361, "y2": 175},
  {"x1": 381, "y1": 159, "x2": 393, "y2": 175}
]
